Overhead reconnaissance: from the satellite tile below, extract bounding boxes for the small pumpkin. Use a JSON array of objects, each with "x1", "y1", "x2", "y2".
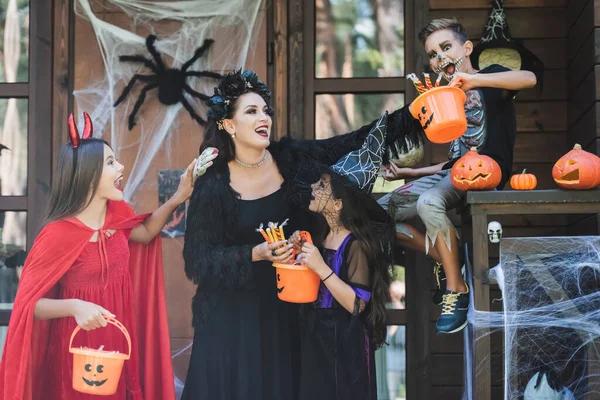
[
  {"x1": 450, "y1": 147, "x2": 502, "y2": 191},
  {"x1": 510, "y1": 169, "x2": 537, "y2": 190},
  {"x1": 552, "y1": 143, "x2": 600, "y2": 190}
]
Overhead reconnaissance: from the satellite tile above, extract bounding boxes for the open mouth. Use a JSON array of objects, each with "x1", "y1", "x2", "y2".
[
  {"x1": 114, "y1": 175, "x2": 124, "y2": 192},
  {"x1": 277, "y1": 286, "x2": 285, "y2": 293},
  {"x1": 255, "y1": 125, "x2": 269, "y2": 138},
  {"x1": 437, "y1": 57, "x2": 463, "y2": 80},
  {"x1": 555, "y1": 169, "x2": 580, "y2": 184},
  {"x1": 456, "y1": 173, "x2": 491, "y2": 182},
  {"x1": 82, "y1": 377, "x2": 108, "y2": 387}
]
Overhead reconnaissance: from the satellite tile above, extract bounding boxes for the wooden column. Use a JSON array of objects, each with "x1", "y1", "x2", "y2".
[
  {"x1": 52, "y1": 0, "x2": 74, "y2": 171},
  {"x1": 566, "y1": 0, "x2": 600, "y2": 235}
]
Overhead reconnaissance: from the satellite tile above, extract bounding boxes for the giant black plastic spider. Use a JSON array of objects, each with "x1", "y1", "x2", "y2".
[{"x1": 114, "y1": 34, "x2": 222, "y2": 130}]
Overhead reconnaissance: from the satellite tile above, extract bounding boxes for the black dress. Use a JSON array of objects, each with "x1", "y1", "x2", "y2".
[
  {"x1": 182, "y1": 188, "x2": 302, "y2": 400},
  {"x1": 181, "y1": 106, "x2": 421, "y2": 400}
]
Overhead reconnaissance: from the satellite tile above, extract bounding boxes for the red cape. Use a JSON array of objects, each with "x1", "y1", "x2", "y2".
[{"x1": 0, "y1": 201, "x2": 175, "y2": 400}]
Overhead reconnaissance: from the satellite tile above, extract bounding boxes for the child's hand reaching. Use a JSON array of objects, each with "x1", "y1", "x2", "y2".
[
  {"x1": 300, "y1": 242, "x2": 331, "y2": 278},
  {"x1": 383, "y1": 163, "x2": 413, "y2": 181},
  {"x1": 288, "y1": 230, "x2": 304, "y2": 251},
  {"x1": 449, "y1": 72, "x2": 477, "y2": 92},
  {"x1": 171, "y1": 159, "x2": 196, "y2": 204}
]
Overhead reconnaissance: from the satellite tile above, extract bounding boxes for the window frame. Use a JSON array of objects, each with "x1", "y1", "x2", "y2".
[{"x1": 0, "y1": 0, "x2": 68, "y2": 325}]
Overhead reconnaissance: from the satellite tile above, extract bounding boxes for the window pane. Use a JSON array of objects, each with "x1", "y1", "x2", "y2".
[
  {"x1": 0, "y1": 0, "x2": 29, "y2": 82},
  {"x1": 389, "y1": 265, "x2": 405, "y2": 310},
  {"x1": 315, "y1": 0, "x2": 404, "y2": 78},
  {"x1": 0, "y1": 211, "x2": 26, "y2": 307},
  {"x1": 0, "y1": 98, "x2": 28, "y2": 196},
  {"x1": 376, "y1": 325, "x2": 406, "y2": 400},
  {"x1": 315, "y1": 93, "x2": 403, "y2": 139},
  {"x1": 0, "y1": 211, "x2": 26, "y2": 359}
]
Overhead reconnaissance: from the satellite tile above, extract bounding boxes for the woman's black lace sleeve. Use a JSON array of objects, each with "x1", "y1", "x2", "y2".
[{"x1": 183, "y1": 172, "x2": 254, "y2": 290}]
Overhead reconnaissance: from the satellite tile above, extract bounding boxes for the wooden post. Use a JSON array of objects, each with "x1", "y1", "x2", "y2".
[
  {"x1": 471, "y1": 210, "x2": 491, "y2": 400},
  {"x1": 272, "y1": 0, "x2": 288, "y2": 140}
]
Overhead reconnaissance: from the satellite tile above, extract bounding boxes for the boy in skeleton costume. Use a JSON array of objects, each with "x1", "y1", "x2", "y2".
[{"x1": 378, "y1": 18, "x2": 536, "y2": 334}]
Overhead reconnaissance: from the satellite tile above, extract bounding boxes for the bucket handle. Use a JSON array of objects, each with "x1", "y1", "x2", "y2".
[{"x1": 69, "y1": 316, "x2": 131, "y2": 358}]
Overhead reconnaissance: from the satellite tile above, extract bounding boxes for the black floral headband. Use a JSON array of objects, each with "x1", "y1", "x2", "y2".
[{"x1": 206, "y1": 69, "x2": 273, "y2": 129}]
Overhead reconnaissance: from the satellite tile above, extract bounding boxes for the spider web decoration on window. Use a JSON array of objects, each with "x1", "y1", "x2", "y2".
[
  {"x1": 463, "y1": 237, "x2": 600, "y2": 400},
  {"x1": 471, "y1": 0, "x2": 544, "y2": 88},
  {"x1": 73, "y1": 0, "x2": 264, "y2": 208}
]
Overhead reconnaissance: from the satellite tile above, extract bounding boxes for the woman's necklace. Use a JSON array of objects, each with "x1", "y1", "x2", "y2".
[{"x1": 235, "y1": 152, "x2": 268, "y2": 168}]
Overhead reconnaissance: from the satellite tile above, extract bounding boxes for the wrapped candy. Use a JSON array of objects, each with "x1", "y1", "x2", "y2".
[{"x1": 407, "y1": 73, "x2": 427, "y2": 94}]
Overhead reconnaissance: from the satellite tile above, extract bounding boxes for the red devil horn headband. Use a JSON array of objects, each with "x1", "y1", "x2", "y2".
[{"x1": 68, "y1": 112, "x2": 93, "y2": 149}]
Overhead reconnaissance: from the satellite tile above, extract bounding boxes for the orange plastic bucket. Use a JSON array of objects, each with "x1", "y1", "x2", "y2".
[
  {"x1": 273, "y1": 262, "x2": 321, "y2": 303},
  {"x1": 69, "y1": 316, "x2": 131, "y2": 396},
  {"x1": 273, "y1": 231, "x2": 321, "y2": 303},
  {"x1": 409, "y1": 86, "x2": 467, "y2": 144}
]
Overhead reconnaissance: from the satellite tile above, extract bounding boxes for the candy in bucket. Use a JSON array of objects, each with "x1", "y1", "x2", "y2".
[
  {"x1": 407, "y1": 71, "x2": 467, "y2": 143},
  {"x1": 69, "y1": 316, "x2": 131, "y2": 396},
  {"x1": 256, "y1": 221, "x2": 321, "y2": 303}
]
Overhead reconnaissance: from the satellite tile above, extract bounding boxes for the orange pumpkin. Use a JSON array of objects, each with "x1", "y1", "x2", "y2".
[
  {"x1": 552, "y1": 143, "x2": 600, "y2": 190},
  {"x1": 450, "y1": 147, "x2": 502, "y2": 191},
  {"x1": 510, "y1": 169, "x2": 537, "y2": 190}
]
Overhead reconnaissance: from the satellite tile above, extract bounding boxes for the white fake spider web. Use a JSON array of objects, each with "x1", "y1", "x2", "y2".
[
  {"x1": 463, "y1": 236, "x2": 600, "y2": 399},
  {"x1": 73, "y1": 0, "x2": 264, "y2": 205}
]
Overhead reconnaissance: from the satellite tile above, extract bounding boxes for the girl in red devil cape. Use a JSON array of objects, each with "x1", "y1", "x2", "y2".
[{"x1": 0, "y1": 112, "x2": 217, "y2": 400}]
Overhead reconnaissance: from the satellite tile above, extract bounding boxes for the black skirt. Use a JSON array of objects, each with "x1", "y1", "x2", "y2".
[{"x1": 299, "y1": 307, "x2": 376, "y2": 400}]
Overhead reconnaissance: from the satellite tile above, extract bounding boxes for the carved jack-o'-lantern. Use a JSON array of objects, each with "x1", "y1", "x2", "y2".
[
  {"x1": 416, "y1": 105, "x2": 434, "y2": 130},
  {"x1": 450, "y1": 147, "x2": 502, "y2": 191},
  {"x1": 82, "y1": 362, "x2": 107, "y2": 387},
  {"x1": 552, "y1": 143, "x2": 600, "y2": 190}
]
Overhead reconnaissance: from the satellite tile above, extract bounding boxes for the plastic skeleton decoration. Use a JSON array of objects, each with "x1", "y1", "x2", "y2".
[
  {"x1": 193, "y1": 147, "x2": 219, "y2": 182},
  {"x1": 487, "y1": 221, "x2": 503, "y2": 243},
  {"x1": 114, "y1": 35, "x2": 222, "y2": 130}
]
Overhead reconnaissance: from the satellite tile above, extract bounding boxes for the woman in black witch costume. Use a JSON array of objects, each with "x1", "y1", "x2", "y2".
[
  {"x1": 290, "y1": 114, "x2": 394, "y2": 400},
  {"x1": 182, "y1": 70, "x2": 421, "y2": 400}
]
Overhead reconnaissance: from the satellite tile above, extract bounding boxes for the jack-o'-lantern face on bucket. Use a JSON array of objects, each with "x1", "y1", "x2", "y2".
[
  {"x1": 276, "y1": 273, "x2": 285, "y2": 294},
  {"x1": 82, "y1": 363, "x2": 107, "y2": 387},
  {"x1": 417, "y1": 106, "x2": 434, "y2": 130}
]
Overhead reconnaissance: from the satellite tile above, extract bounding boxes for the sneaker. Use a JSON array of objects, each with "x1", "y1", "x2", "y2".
[
  {"x1": 436, "y1": 283, "x2": 470, "y2": 334},
  {"x1": 432, "y1": 262, "x2": 446, "y2": 305},
  {"x1": 432, "y1": 263, "x2": 466, "y2": 305}
]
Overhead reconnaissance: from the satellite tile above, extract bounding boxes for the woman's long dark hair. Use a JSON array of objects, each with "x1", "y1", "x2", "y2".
[
  {"x1": 328, "y1": 175, "x2": 393, "y2": 348},
  {"x1": 200, "y1": 69, "x2": 273, "y2": 166},
  {"x1": 44, "y1": 138, "x2": 109, "y2": 224}
]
